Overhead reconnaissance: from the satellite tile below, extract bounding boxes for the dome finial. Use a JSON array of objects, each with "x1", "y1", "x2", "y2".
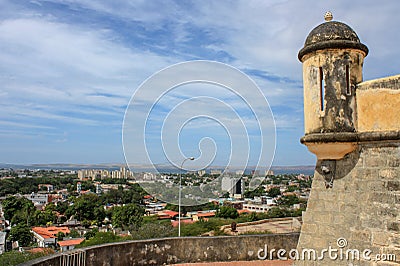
[{"x1": 324, "y1": 11, "x2": 333, "y2": 22}]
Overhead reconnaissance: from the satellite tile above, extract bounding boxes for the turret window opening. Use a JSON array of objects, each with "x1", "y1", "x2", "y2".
[
  {"x1": 319, "y1": 67, "x2": 325, "y2": 111},
  {"x1": 345, "y1": 65, "x2": 351, "y2": 95}
]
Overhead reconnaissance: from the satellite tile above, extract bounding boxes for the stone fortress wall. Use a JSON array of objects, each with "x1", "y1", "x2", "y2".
[
  {"x1": 296, "y1": 12, "x2": 400, "y2": 265},
  {"x1": 357, "y1": 75, "x2": 400, "y2": 132}
]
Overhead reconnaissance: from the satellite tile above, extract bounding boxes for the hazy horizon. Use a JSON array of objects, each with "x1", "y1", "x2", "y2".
[{"x1": 1, "y1": 1, "x2": 398, "y2": 168}]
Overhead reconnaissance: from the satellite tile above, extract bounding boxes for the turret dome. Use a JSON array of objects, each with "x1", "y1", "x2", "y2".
[{"x1": 298, "y1": 13, "x2": 368, "y2": 61}]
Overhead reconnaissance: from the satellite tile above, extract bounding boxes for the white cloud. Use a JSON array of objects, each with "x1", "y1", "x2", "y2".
[
  {"x1": 1, "y1": 0, "x2": 399, "y2": 164},
  {"x1": 0, "y1": 17, "x2": 175, "y2": 127}
]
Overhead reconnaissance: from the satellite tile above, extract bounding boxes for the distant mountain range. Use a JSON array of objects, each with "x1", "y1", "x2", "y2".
[{"x1": 0, "y1": 163, "x2": 315, "y2": 175}]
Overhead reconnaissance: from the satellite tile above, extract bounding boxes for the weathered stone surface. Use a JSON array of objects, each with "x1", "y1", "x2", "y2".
[
  {"x1": 350, "y1": 230, "x2": 371, "y2": 243},
  {"x1": 386, "y1": 181, "x2": 400, "y2": 191},
  {"x1": 296, "y1": 144, "x2": 400, "y2": 265},
  {"x1": 388, "y1": 222, "x2": 400, "y2": 232},
  {"x1": 379, "y1": 169, "x2": 397, "y2": 179},
  {"x1": 372, "y1": 232, "x2": 391, "y2": 246},
  {"x1": 299, "y1": 21, "x2": 368, "y2": 61}
]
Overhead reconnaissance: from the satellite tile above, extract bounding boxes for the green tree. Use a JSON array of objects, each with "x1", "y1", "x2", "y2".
[
  {"x1": 78, "y1": 232, "x2": 125, "y2": 247},
  {"x1": 71, "y1": 194, "x2": 101, "y2": 222},
  {"x1": 164, "y1": 203, "x2": 178, "y2": 212},
  {"x1": 132, "y1": 222, "x2": 176, "y2": 240},
  {"x1": 0, "y1": 179, "x2": 18, "y2": 196},
  {"x1": 57, "y1": 232, "x2": 65, "y2": 241},
  {"x1": 215, "y1": 206, "x2": 239, "y2": 219},
  {"x1": 9, "y1": 224, "x2": 33, "y2": 247},
  {"x1": 33, "y1": 209, "x2": 56, "y2": 226},
  {"x1": 267, "y1": 187, "x2": 281, "y2": 198},
  {"x1": 243, "y1": 186, "x2": 265, "y2": 199},
  {"x1": 277, "y1": 195, "x2": 300, "y2": 206},
  {"x1": 11, "y1": 211, "x2": 28, "y2": 226},
  {"x1": 44, "y1": 202, "x2": 56, "y2": 212},
  {"x1": 3, "y1": 196, "x2": 35, "y2": 226},
  {"x1": 68, "y1": 229, "x2": 81, "y2": 238},
  {"x1": 248, "y1": 212, "x2": 258, "y2": 222},
  {"x1": 84, "y1": 228, "x2": 98, "y2": 240},
  {"x1": 55, "y1": 201, "x2": 69, "y2": 215},
  {"x1": 94, "y1": 206, "x2": 106, "y2": 225},
  {"x1": 0, "y1": 174, "x2": 77, "y2": 197},
  {"x1": 0, "y1": 250, "x2": 50, "y2": 265},
  {"x1": 266, "y1": 207, "x2": 287, "y2": 218},
  {"x1": 179, "y1": 219, "x2": 225, "y2": 236},
  {"x1": 221, "y1": 192, "x2": 230, "y2": 198},
  {"x1": 111, "y1": 204, "x2": 144, "y2": 231}
]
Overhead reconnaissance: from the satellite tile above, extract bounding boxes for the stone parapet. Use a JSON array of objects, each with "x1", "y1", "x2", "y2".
[{"x1": 24, "y1": 234, "x2": 300, "y2": 266}]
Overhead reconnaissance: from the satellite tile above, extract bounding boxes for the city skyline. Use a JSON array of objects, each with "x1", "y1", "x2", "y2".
[{"x1": 1, "y1": 1, "x2": 399, "y2": 166}]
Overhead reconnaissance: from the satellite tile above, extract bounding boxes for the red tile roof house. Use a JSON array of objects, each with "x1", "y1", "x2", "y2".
[
  {"x1": 157, "y1": 210, "x2": 179, "y2": 220},
  {"x1": 31, "y1": 226, "x2": 70, "y2": 248},
  {"x1": 57, "y1": 238, "x2": 85, "y2": 252},
  {"x1": 192, "y1": 212, "x2": 216, "y2": 222}
]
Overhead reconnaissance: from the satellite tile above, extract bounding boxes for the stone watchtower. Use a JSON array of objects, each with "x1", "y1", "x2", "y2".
[{"x1": 296, "y1": 12, "x2": 400, "y2": 265}]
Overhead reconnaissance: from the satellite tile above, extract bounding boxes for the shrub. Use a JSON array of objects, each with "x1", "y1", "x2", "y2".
[{"x1": 0, "y1": 250, "x2": 48, "y2": 266}]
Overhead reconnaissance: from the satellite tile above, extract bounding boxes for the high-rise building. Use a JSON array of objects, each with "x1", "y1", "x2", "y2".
[
  {"x1": 197, "y1": 170, "x2": 206, "y2": 177},
  {"x1": 95, "y1": 182, "x2": 102, "y2": 195},
  {"x1": 221, "y1": 176, "x2": 244, "y2": 198}
]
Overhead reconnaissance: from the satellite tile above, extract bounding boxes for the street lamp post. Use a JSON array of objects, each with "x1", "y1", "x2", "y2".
[{"x1": 178, "y1": 156, "x2": 194, "y2": 237}]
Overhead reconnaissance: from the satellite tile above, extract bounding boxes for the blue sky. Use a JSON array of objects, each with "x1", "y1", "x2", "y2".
[{"x1": 0, "y1": 0, "x2": 399, "y2": 167}]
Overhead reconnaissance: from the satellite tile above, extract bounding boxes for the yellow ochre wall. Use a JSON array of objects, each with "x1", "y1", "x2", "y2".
[{"x1": 357, "y1": 75, "x2": 400, "y2": 132}]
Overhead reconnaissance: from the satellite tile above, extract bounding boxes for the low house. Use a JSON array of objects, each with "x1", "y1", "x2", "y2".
[
  {"x1": 157, "y1": 210, "x2": 179, "y2": 220},
  {"x1": 57, "y1": 238, "x2": 85, "y2": 252},
  {"x1": 143, "y1": 195, "x2": 153, "y2": 204},
  {"x1": 24, "y1": 193, "x2": 50, "y2": 209},
  {"x1": 32, "y1": 226, "x2": 70, "y2": 247},
  {"x1": 192, "y1": 212, "x2": 215, "y2": 222},
  {"x1": 242, "y1": 203, "x2": 271, "y2": 213}
]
